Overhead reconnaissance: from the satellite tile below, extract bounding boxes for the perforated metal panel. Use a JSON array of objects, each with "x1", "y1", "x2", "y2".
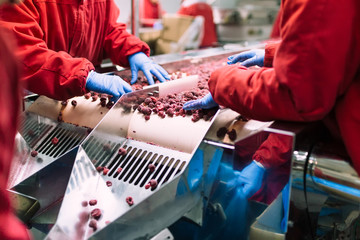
[
  {"x1": 83, "y1": 137, "x2": 188, "y2": 191},
  {"x1": 21, "y1": 113, "x2": 89, "y2": 159}
]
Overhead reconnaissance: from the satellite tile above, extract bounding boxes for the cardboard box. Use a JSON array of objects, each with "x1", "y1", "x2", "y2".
[
  {"x1": 155, "y1": 38, "x2": 178, "y2": 55},
  {"x1": 139, "y1": 29, "x2": 161, "y2": 43},
  {"x1": 160, "y1": 14, "x2": 195, "y2": 42}
]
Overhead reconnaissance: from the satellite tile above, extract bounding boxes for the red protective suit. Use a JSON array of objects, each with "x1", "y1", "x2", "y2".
[
  {"x1": 140, "y1": 0, "x2": 164, "y2": 27},
  {"x1": 0, "y1": 0, "x2": 150, "y2": 100},
  {"x1": 177, "y1": 0, "x2": 217, "y2": 48},
  {"x1": 209, "y1": 0, "x2": 360, "y2": 175},
  {"x1": 0, "y1": 27, "x2": 31, "y2": 240},
  {"x1": 235, "y1": 133, "x2": 292, "y2": 204}
]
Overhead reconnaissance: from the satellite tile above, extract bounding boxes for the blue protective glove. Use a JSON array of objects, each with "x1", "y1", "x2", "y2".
[
  {"x1": 153, "y1": 21, "x2": 163, "y2": 30},
  {"x1": 236, "y1": 161, "x2": 266, "y2": 199},
  {"x1": 85, "y1": 70, "x2": 132, "y2": 101},
  {"x1": 227, "y1": 49, "x2": 265, "y2": 67},
  {"x1": 128, "y1": 52, "x2": 170, "y2": 85},
  {"x1": 183, "y1": 93, "x2": 218, "y2": 110}
]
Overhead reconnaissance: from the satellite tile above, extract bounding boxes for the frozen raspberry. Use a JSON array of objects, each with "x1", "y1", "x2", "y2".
[
  {"x1": 191, "y1": 114, "x2": 200, "y2": 122},
  {"x1": 144, "y1": 98, "x2": 152, "y2": 105},
  {"x1": 137, "y1": 105, "x2": 143, "y2": 113},
  {"x1": 158, "y1": 111, "x2": 165, "y2": 118},
  {"x1": 106, "y1": 101, "x2": 114, "y2": 109},
  {"x1": 149, "y1": 179, "x2": 158, "y2": 188},
  {"x1": 216, "y1": 127, "x2": 228, "y2": 138},
  {"x1": 84, "y1": 93, "x2": 91, "y2": 99},
  {"x1": 126, "y1": 196, "x2": 134, "y2": 206},
  {"x1": 96, "y1": 166, "x2": 104, "y2": 172},
  {"x1": 71, "y1": 100, "x2": 77, "y2": 107},
  {"x1": 51, "y1": 137, "x2": 59, "y2": 145},
  {"x1": 166, "y1": 108, "x2": 174, "y2": 117},
  {"x1": 30, "y1": 150, "x2": 38, "y2": 157},
  {"x1": 141, "y1": 106, "x2": 152, "y2": 115},
  {"x1": 118, "y1": 147, "x2": 127, "y2": 156},
  {"x1": 145, "y1": 184, "x2": 150, "y2": 189},
  {"x1": 150, "y1": 96, "x2": 157, "y2": 103},
  {"x1": 184, "y1": 92, "x2": 194, "y2": 99},
  {"x1": 227, "y1": 129, "x2": 237, "y2": 141},
  {"x1": 148, "y1": 164, "x2": 156, "y2": 172},
  {"x1": 81, "y1": 201, "x2": 88, "y2": 207},
  {"x1": 92, "y1": 95, "x2": 98, "y2": 101},
  {"x1": 100, "y1": 94, "x2": 107, "y2": 102},
  {"x1": 27, "y1": 129, "x2": 35, "y2": 137},
  {"x1": 90, "y1": 208, "x2": 102, "y2": 220},
  {"x1": 89, "y1": 219, "x2": 97, "y2": 231},
  {"x1": 148, "y1": 102, "x2": 155, "y2": 108},
  {"x1": 145, "y1": 115, "x2": 150, "y2": 121},
  {"x1": 163, "y1": 103, "x2": 170, "y2": 110},
  {"x1": 106, "y1": 181, "x2": 112, "y2": 187},
  {"x1": 103, "y1": 167, "x2": 109, "y2": 175},
  {"x1": 116, "y1": 167, "x2": 123, "y2": 174},
  {"x1": 89, "y1": 199, "x2": 97, "y2": 206}
]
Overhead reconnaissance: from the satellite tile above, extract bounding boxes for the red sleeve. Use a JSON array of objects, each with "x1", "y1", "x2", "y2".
[
  {"x1": 0, "y1": 1, "x2": 93, "y2": 100},
  {"x1": 335, "y1": 80, "x2": 360, "y2": 176},
  {"x1": 263, "y1": 42, "x2": 280, "y2": 67},
  {"x1": 252, "y1": 133, "x2": 293, "y2": 169},
  {"x1": 104, "y1": 2, "x2": 151, "y2": 66},
  {"x1": 177, "y1": 3, "x2": 217, "y2": 47},
  {"x1": 0, "y1": 28, "x2": 31, "y2": 240},
  {"x1": 209, "y1": 0, "x2": 356, "y2": 122}
]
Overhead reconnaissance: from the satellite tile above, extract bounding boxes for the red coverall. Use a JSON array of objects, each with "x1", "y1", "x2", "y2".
[
  {"x1": 140, "y1": 0, "x2": 164, "y2": 27},
  {"x1": 235, "y1": 133, "x2": 292, "y2": 204},
  {"x1": 177, "y1": 0, "x2": 217, "y2": 48},
  {"x1": 0, "y1": 0, "x2": 150, "y2": 100},
  {"x1": 209, "y1": 0, "x2": 360, "y2": 175},
  {"x1": 0, "y1": 27, "x2": 31, "y2": 240}
]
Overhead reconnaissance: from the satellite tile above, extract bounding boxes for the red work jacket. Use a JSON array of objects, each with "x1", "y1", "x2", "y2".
[
  {"x1": 236, "y1": 133, "x2": 292, "y2": 204},
  {"x1": 177, "y1": 2, "x2": 217, "y2": 48},
  {"x1": 0, "y1": 0, "x2": 150, "y2": 100},
  {"x1": 140, "y1": 0, "x2": 163, "y2": 27},
  {"x1": 209, "y1": 0, "x2": 360, "y2": 175},
  {"x1": 0, "y1": 27, "x2": 31, "y2": 240}
]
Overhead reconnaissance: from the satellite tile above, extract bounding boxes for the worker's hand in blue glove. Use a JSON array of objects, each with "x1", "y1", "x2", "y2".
[
  {"x1": 128, "y1": 52, "x2": 170, "y2": 85},
  {"x1": 153, "y1": 21, "x2": 163, "y2": 30},
  {"x1": 85, "y1": 70, "x2": 132, "y2": 101},
  {"x1": 236, "y1": 161, "x2": 266, "y2": 199},
  {"x1": 183, "y1": 93, "x2": 218, "y2": 110},
  {"x1": 227, "y1": 49, "x2": 265, "y2": 67}
]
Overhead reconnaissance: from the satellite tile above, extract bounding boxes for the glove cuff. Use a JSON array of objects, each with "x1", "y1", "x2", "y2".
[
  {"x1": 86, "y1": 70, "x2": 95, "y2": 82},
  {"x1": 253, "y1": 160, "x2": 265, "y2": 170}
]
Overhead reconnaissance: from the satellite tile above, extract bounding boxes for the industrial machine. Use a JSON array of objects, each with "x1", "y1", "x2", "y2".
[
  {"x1": 211, "y1": 0, "x2": 279, "y2": 42},
  {"x1": 9, "y1": 45, "x2": 360, "y2": 240}
]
